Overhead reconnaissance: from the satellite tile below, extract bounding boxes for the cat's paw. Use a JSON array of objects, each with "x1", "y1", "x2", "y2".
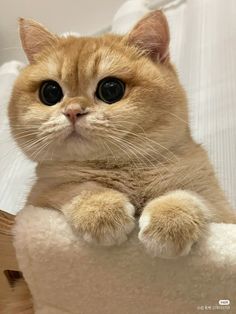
[
  {"x1": 139, "y1": 212, "x2": 195, "y2": 258},
  {"x1": 81, "y1": 200, "x2": 135, "y2": 246},
  {"x1": 63, "y1": 189, "x2": 135, "y2": 246},
  {"x1": 138, "y1": 190, "x2": 208, "y2": 258}
]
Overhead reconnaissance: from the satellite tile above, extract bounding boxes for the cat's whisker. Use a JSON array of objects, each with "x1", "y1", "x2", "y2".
[
  {"x1": 99, "y1": 133, "x2": 143, "y2": 169},
  {"x1": 0, "y1": 132, "x2": 39, "y2": 144},
  {"x1": 31, "y1": 137, "x2": 54, "y2": 162},
  {"x1": 111, "y1": 135, "x2": 156, "y2": 168},
  {"x1": 108, "y1": 125, "x2": 177, "y2": 165},
  {"x1": 107, "y1": 117, "x2": 178, "y2": 159},
  {"x1": 99, "y1": 138, "x2": 117, "y2": 165},
  {"x1": 9, "y1": 132, "x2": 40, "y2": 141},
  {"x1": 97, "y1": 134, "x2": 136, "y2": 166},
  {"x1": 105, "y1": 137, "x2": 142, "y2": 169},
  {"x1": 102, "y1": 128, "x2": 172, "y2": 182},
  {"x1": 87, "y1": 122, "x2": 163, "y2": 168},
  {"x1": 18, "y1": 132, "x2": 56, "y2": 159},
  {"x1": 113, "y1": 122, "x2": 178, "y2": 158},
  {"x1": 162, "y1": 110, "x2": 189, "y2": 125},
  {"x1": 105, "y1": 134, "x2": 156, "y2": 169}
]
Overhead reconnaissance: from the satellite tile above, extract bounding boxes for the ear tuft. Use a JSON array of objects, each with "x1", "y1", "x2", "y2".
[
  {"x1": 19, "y1": 18, "x2": 58, "y2": 63},
  {"x1": 127, "y1": 10, "x2": 170, "y2": 63}
]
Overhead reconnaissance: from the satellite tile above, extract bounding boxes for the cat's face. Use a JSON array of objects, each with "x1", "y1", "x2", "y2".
[{"x1": 9, "y1": 11, "x2": 188, "y2": 164}]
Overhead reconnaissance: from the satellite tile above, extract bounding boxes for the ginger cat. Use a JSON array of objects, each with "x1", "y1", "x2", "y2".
[
  {"x1": 5, "y1": 10, "x2": 236, "y2": 314},
  {"x1": 9, "y1": 11, "x2": 236, "y2": 263}
]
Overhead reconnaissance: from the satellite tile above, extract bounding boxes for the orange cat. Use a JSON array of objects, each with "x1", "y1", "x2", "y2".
[
  {"x1": 9, "y1": 11, "x2": 236, "y2": 260},
  {"x1": 6, "y1": 9, "x2": 236, "y2": 313}
]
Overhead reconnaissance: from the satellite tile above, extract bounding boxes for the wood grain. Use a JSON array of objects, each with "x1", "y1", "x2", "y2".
[
  {"x1": 0, "y1": 210, "x2": 19, "y2": 298},
  {"x1": 0, "y1": 210, "x2": 15, "y2": 237}
]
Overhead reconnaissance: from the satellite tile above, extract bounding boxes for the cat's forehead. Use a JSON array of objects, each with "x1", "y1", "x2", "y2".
[{"x1": 43, "y1": 35, "x2": 135, "y2": 93}]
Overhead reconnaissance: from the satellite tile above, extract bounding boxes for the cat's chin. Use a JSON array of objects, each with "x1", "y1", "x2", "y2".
[{"x1": 65, "y1": 130, "x2": 83, "y2": 141}]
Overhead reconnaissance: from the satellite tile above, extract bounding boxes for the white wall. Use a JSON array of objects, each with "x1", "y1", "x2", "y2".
[{"x1": 0, "y1": 0, "x2": 125, "y2": 64}]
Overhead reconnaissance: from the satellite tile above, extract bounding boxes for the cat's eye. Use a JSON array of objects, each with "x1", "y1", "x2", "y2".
[
  {"x1": 95, "y1": 77, "x2": 125, "y2": 104},
  {"x1": 39, "y1": 80, "x2": 63, "y2": 106}
]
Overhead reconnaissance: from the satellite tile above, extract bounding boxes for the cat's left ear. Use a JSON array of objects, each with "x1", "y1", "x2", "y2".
[
  {"x1": 19, "y1": 18, "x2": 58, "y2": 63},
  {"x1": 126, "y1": 10, "x2": 170, "y2": 63}
]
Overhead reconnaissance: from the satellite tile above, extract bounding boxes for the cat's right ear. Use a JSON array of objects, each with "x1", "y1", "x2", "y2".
[{"x1": 19, "y1": 18, "x2": 58, "y2": 63}]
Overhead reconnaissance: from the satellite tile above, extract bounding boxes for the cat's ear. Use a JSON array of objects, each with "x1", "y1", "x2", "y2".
[
  {"x1": 126, "y1": 10, "x2": 170, "y2": 63},
  {"x1": 19, "y1": 18, "x2": 58, "y2": 63}
]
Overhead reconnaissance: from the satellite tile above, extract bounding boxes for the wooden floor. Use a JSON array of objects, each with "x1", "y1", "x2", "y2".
[{"x1": 0, "y1": 210, "x2": 20, "y2": 299}]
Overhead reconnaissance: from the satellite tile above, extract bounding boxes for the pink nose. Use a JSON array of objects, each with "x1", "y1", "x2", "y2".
[{"x1": 63, "y1": 105, "x2": 85, "y2": 124}]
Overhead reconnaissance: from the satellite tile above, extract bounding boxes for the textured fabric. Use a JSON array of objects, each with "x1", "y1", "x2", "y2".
[
  {"x1": 112, "y1": 0, "x2": 150, "y2": 34},
  {"x1": 167, "y1": 0, "x2": 236, "y2": 209},
  {"x1": 15, "y1": 205, "x2": 235, "y2": 314},
  {"x1": 0, "y1": 62, "x2": 36, "y2": 214}
]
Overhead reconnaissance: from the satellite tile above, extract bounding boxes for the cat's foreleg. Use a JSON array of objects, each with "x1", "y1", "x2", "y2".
[
  {"x1": 138, "y1": 190, "x2": 211, "y2": 258},
  {"x1": 60, "y1": 182, "x2": 135, "y2": 246}
]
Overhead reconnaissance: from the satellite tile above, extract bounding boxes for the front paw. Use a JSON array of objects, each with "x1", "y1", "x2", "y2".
[
  {"x1": 138, "y1": 191, "x2": 208, "y2": 258},
  {"x1": 63, "y1": 190, "x2": 135, "y2": 246}
]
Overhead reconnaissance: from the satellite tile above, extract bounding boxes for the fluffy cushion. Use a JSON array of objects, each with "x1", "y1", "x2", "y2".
[{"x1": 14, "y1": 206, "x2": 235, "y2": 314}]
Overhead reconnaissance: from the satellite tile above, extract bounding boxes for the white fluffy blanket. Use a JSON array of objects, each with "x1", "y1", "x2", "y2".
[{"x1": 14, "y1": 206, "x2": 235, "y2": 314}]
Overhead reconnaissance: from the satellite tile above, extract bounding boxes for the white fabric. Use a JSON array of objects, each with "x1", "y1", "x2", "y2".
[
  {"x1": 14, "y1": 206, "x2": 235, "y2": 314},
  {"x1": 0, "y1": 62, "x2": 36, "y2": 214},
  {"x1": 112, "y1": 0, "x2": 150, "y2": 34},
  {"x1": 168, "y1": 0, "x2": 236, "y2": 209}
]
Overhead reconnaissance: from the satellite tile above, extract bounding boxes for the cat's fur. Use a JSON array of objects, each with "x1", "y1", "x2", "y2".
[{"x1": 6, "y1": 10, "x2": 236, "y2": 313}]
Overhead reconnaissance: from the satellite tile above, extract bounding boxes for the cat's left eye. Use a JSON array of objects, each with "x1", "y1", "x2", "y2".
[{"x1": 95, "y1": 77, "x2": 125, "y2": 104}]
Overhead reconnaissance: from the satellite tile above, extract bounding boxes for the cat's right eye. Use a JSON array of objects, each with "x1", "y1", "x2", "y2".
[{"x1": 39, "y1": 80, "x2": 63, "y2": 106}]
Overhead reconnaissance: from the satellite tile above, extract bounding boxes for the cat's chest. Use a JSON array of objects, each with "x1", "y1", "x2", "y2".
[
  {"x1": 37, "y1": 164, "x2": 154, "y2": 209},
  {"x1": 36, "y1": 163, "x2": 171, "y2": 211},
  {"x1": 74, "y1": 167, "x2": 173, "y2": 211},
  {"x1": 73, "y1": 167, "x2": 146, "y2": 209}
]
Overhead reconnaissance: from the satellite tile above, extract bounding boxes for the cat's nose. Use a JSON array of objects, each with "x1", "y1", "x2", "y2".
[{"x1": 62, "y1": 105, "x2": 86, "y2": 124}]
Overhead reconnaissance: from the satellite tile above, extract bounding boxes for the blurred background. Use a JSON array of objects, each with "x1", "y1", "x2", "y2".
[{"x1": 0, "y1": 0, "x2": 126, "y2": 64}]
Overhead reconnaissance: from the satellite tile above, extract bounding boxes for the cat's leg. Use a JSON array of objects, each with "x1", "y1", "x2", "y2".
[
  {"x1": 138, "y1": 190, "x2": 211, "y2": 258},
  {"x1": 61, "y1": 182, "x2": 135, "y2": 246}
]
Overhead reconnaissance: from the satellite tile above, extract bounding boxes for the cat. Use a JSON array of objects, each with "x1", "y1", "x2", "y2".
[
  {"x1": 9, "y1": 10, "x2": 236, "y2": 256},
  {"x1": 5, "y1": 10, "x2": 236, "y2": 312}
]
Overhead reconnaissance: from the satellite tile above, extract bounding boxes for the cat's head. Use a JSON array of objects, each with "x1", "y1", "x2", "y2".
[{"x1": 9, "y1": 11, "x2": 188, "y2": 164}]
